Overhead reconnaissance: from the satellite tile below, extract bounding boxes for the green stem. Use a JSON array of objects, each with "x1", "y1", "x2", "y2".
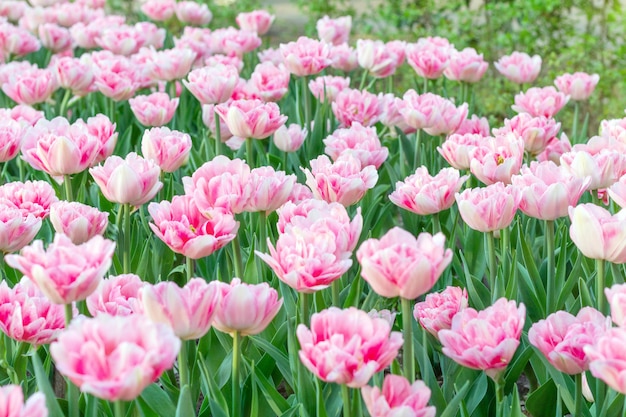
[
  {"x1": 178, "y1": 340, "x2": 189, "y2": 389},
  {"x1": 401, "y1": 297, "x2": 415, "y2": 382},
  {"x1": 63, "y1": 175, "x2": 73, "y2": 201},
  {"x1": 185, "y1": 256, "x2": 194, "y2": 283},
  {"x1": 301, "y1": 76, "x2": 311, "y2": 137},
  {"x1": 572, "y1": 101, "x2": 579, "y2": 144},
  {"x1": 597, "y1": 259, "x2": 606, "y2": 315},
  {"x1": 246, "y1": 137, "x2": 254, "y2": 168},
  {"x1": 359, "y1": 70, "x2": 368, "y2": 90},
  {"x1": 114, "y1": 401, "x2": 125, "y2": 417},
  {"x1": 421, "y1": 326, "x2": 428, "y2": 384},
  {"x1": 495, "y1": 380, "x2": 505, "y2": 417},
  {"x1": 432, "y1": 212, "x2": 441, "y2": 235},
  {"x1": 622, "y1": 392, "x2": 626, "y2": 417},
  {"x1": 413, "y1": 129, "x2": 422, "y2": 170},
  {"x1": 258, "y1": 212, "x2": 267, "y2": 254},
  {"x1": 214, "y1": 111, "x2": 222, "y2": 156},
  {"x1": 64, "y1": 303, "x2": 73, "y2": 328},
  {"x1": 423, "y1": 77, "x2": 428, "y2": 94},
  {"x1": 341, "y1": 385, "x2": 352, "y2": 417},
  {"x1": 331, "y1": 280, "x2": 340, "y2": 307},
  {"x1": 64, "y1": 302, "x2": 79, "y2": 417},
  {"x1": 123, "y1": 204, "x2": 131, "y2": 274},
  {"x1": 232, "y1": 233, "x2": 244, "y2": 280},
  {"x1": 59, "y1": 89, "x2": 71, "y2": 117},
  {"x1": 300, "y1": 292, "x2": 310, "y2": 327},
  {"x1": 545, "y1": 220, "x2": 556, "y2": 313},
  {"x1": 487, "y1": 232, "x2": 498, "y2": 302},
  {"x1": 232, "y1": 331, "x2": 241, "y2": 417},
  {"x1": 500, "y1": 227, "x2": 510, "y2": 297},
  {"x1": 575, "y1": 372, "x2": 583, "y2": 417},
  {"x1": 596, "y1": 375, "x2": 605, "y2": 417}
]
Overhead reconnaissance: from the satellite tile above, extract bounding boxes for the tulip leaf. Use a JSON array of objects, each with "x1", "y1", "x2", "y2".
[
  {"x1": 197, "y1": 356, "x2": 230, "y2": 417},
  {"x1": 578, "y1": 277, "x2": 594, "y2": 308},
  {"x1": 251, "y1": 362, "x2": 291, "y2": 415},
  {"x1": 175, "y1": 385, "x2": 195, "y2": 417},
  {"x1": 516, "y1": 263, "x2": 545, "y2": 323},
  {"x1": 504, "y1": 343, "x2": 533, "y2": 393},
  {"x1": 518, "y1": 230, "x2": 547, "y2": 307},
  {"x1": 279, "y1": 405, "x2": 300, "y2": 417},
  {"x1": 556, "y1": 253, "x2": 582, "y2": 311},
  {"x1": 31, "y1": 351, "x2": 64, "y2": 417},
  {"x1": 599, "y1": 388, "x2": 624, "y2": 417},
  {"x1": 250, "y1": 333, "x2": 293, "y2": 388},
  {"x1": 506, "y1": 385, "x2": 525, "y2": 417},
  {"x1": 458, "y1": 251, "x2": 487, "y2": 310},
  {"x1": 139, "y1": 384, "x2": 177, "y2": 417},
  {"x1": 525, "y1": 379, "x2": 558, "y2": 417},
  {"x1": 439, "y1": 381, "x2": 471, "y2": 417}
]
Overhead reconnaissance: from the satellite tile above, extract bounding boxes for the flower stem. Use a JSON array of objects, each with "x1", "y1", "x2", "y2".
[
  {"x1": 232, "y1": 233, "x2": 244, "y2": 280},
  {"x1": 432, "y1": 212, "x2": 441, "y2": 235},
  {"x1": 114, "y1": 401, "x2": 125, "y2": 417},
  {"x1": 214, "y1": 111, "x2": 222, "y2": 156},
  {"x1": 359, "y1": 70, "x2": 368, "y2": 91},
  {"x1": 64, "y1": 303, "x2": 73, "y2": 327},
  {"x1": 545, "y1": 220, "x2": 556, "y2": 313},
  {"x1": 413, "y1": 129, "x2": 422, "y2": 170},
  {"x1": 341, "y1": 384, "x2": 352, "y2": 417},
  {"x1": 331, "y1": 280, "x2": 340, "y2": 307},
  {"x1": 486, "y1": 231, "x2": 498, "y2": 302},
  {"x1": 178, "y1": 340, "x2": 189, "y2": 389},
  {"x1": 232, "y1": 331, "x2": 241, "y2": 417},
  {"x1": 300, "y1": 292, "x2": 310, "y2": 327},
  {"x1": 64, "y1": 302, "x2": 79, "y2": 417},
  {"x1": 423, "y1": 77, "x2": 428, "y2": 94},
  {"x1": 301, "y1": 76, "x2": 311, "y2": 135},
  {"x1": 185, "y1": 256, "x2": 193, "y2": 283},
  {"x1": 575, "y1": 372, "x2": 583, "y2": 417},
  {"x1": 596, "y1": 259, "x2": 606, "y2": 315},
  {"x1": 401, "y1": 297, "x2": 415, "y2": 382},
  {"x1": 123, "y1": 203, "x2": 131, "y2": 274},
  {"x1": 63, "y1": 175, "x2": 73, "y2": 201},
  {"x1": 495, "y1": 380, "x2": 505, "y2": 417},
  {"x1": 246, "y1": 137, "x2": 254, "y2": 168},
  {"x1": 572, "y1": 101, "x2": 579, "y2": 143},
  {"x1": 59, "y1": 89, "x2": 71, "y2": 117}
]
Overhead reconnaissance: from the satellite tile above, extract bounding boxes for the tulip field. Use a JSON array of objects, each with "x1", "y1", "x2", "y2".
[{"x1": 0, "y1": 0, "x2": 625, "y2": 416}]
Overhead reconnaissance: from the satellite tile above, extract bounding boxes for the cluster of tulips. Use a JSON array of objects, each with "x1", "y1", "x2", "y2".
[{"x1": 1, "y1": 0, "x2": 626, "y2": 416}]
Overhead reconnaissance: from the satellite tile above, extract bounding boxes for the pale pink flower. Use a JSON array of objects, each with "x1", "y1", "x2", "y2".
[
  {"x1": 212, "y1": 278, "x2": 282, "y2": 336},
  {"x1": 401, "y1": 91, "x2": 464, "y2": 133},
  {"x1": 362, "y1": 374, "x2": 436, "y2": 417},
  {"x1": 584, "y1": 327, "x2": 626, "y2": 394},
  {"x1": 494, "y1": 52, "x2": 542, "y2": 84},
  {"x1": 606, "y1": 284, "x2": 626, "y2": 327},
  {"x1": 141, "y1": 0, "x2": 176, "y2": 21},
  {"x1": 0, "y1": 62, "x2": 37, "y2": 87},
  {"x1": 213, "y1": 27, "x2": 261, "y2": 57},
  {"x1": 511, "y1": 161, "x2": 590, "y2": 220},
  {"x1": 439, "y1": 298, "x2": 525, "y2": 380},
  {"x1": 53, "y1": 56, "x2": 94, "y2": 96},
  {"x1": 608, "y1": 175, "x2": 626, "y2": 209},
  {"x1": 183, "y1": 64, "x2": 238, "y2": 105},
  {"x1": 0, "y1": 24, "x2": 41, "y2": 57},
  {"x1": 173, "y1": 26, "x2": 212, "y2": 62},
  {"x1": 303, "y1": 153, "x2": 378, "y2": 206},
  {"x1": 329, "y1": 43, "x2": 358, "y2": 72},
  {"x1": 0, "y1": 180, "x2": 57, "y2": 219},
  {"x1": 248, "y1": 62, "x2": 290, "y2": 102},
  {"x1": 148, "y1": 47, "x2": 197, "y2": 82},
  {"x1": 455, "y1": 183, "x2": 521, "y2": 232},
  {"x1": 280, "y1": 36, "x2": 332, "y2": 77},
  {"x1": 142, "y1": 279, "x2": 218, "y2": 340},
  {"x1": 0, "y1": 105, "x2": 44, "y2": 127},
  {"x1": 50, "y1": 314, "x2": 180, "y2": 401},
  {"x1": 287, "y1": 183, "x2": 314, "y2": 204},
  {"x1": 90, "y1": 153, "x2": 162, "y2": 207},
  {"x1": 70, "y1": 16, "x2": 125, "y2": 50},
  {"x1": 236, "y1": 10, "x2": 274, "y2": 35},
  {"x1": 2, "y1": 68, "x2": 57, "y2": 106},
  {"x1": 0, "y1": 118, "x2": 25, "y2": 162},
  {"x1": 6, "y1": 233, "x2": 115, "y2": 304},
  {"x1": 0, "y1": 202, "x2": 42, "y2": 254},
  {"x1": 414, "y1": 286, "x2": 468, "y2": 338},
  {"x1": 560, "y1": 148, "x2": 626, "y2": 190},
  {"x1": 493, "y1": 113, "x2": 560, "y2": 155},
  {"x1": 273, "y1": 124, "x2": 306, "y2": 153},
  {"x1": 244, "y1": 166, "x2": 296, "y2": 213},
  {"x1": 444, "y1": 47, "x2": 488, "y2": 83},
  {"x1": 297, "y1": 307, "x2": 403, "y2": 387},
  {"x1": 95, "y1": 25, "x2": 147, "y2": 56},
  {"x1": 204, "y1": 53, "x2": 243, "y2": 73},
  {"x1": 454, "y1": 114, "x2": 490, "y2": 136},
  {"x1": 84, "y1": 114, "x2": 117, "y2": 164},
  {"x1": 324, "y1": 123, "x2": 388, "y2": 168},
  {"x1": 537, "y1": 133, "x2": 571, "y2": 165},
  {"x1": 49, "y1": 201, "x2": 108, "y2": 245},
  {"x1": 129, "y1": 92, "x2": 178, "y2": 127},
  {"x1": 332, "y1": 88, "x2": 381, "y2": 127},
  {"x1": 390, "y1": 166, "x2": 468, "y2": 215},
  {"x1": 600, "y1": 118, "x2": 626, "y2": 143},
  {"x1": 356, "y1": 39, "x2": 402, "y2": 78},
  {"x1": 568, "y1": 203, "x2": 626, "y2": 263},
  {"x1": 316, "y1": 15, "x2": 351, "y2": 45},
  {"x1": 175, "y1": 1, "x2": 212, "y2": 25},
  {"x1": 141, "y1": 127, "x2": 191, "y2": 173},
  {"x1": 379, "y1": 94, "x2": 416, "y2": 134},
  {"x1": 93, "y1": 57, "x2": 140, "y2": 101},
  {"x1": 86, "y1": 274, "x2": 144, "y2": 317},
  {"x1": 529, "y1": 307, "x2": 609, "y2": 374},
  {"x1": 424, "y1": 100, "x2": 468, "y2": 136},
  {"x1": 38, "y1": 23, "x2": 72, "y2": 52},
  {"x1": 309, "y1": 75, "x2": 350, "y2": 103},
  {"x1": 512, "y1": 86, "x2": 570, "y2": 118},
  {"x1": 202, "y1": 104, "x2": 233, "y2": 141},
  {"x1": 554, "y1": 72, "x2": 599, "y2": 101},
  {"x1": 257, "y1": 47, "x2": 283, "y2": 66},
  {"x1": 0, "y1": 386, "x2": 47, "y2": 416},
  {"x1": 0, "y1": 1, "x2": 27, "y2": 22},
  {"x1": 469, "y1": 134, "x2": 524, "y2": 185},
  {"x1": 357, "y1": 227, "x2": 452, "y2": 300},
  {"x1": 406, "y1": 37, "x2": 454, "y2": 80},
  {"x1": 215, "y1": 99, "x2": 286, "y2": 139},
  {"x1": 183, "y1": 156, "x2": 251, "y2": 214}
]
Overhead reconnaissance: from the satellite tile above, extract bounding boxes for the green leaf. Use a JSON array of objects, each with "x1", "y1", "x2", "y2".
[
  {"x1": 197, "y1": 356, "x2": 230, "y2": 417},
  {"x1": 250, "y1": 333, "x2": 293, "y2": 388},
  {"x1": 525, "y1": 379, "x2": 558, "y2": 417},
  {"x1": 440, "y1": 381, "x2": 471, "y2": 417},
  {"x1": 314, "y1": 378, "x2": 328, "y2": 417},
  {"x1": 506, "y1": 385, "x2": 525, "y2": 417},
  {"x1": 252, "y1": 364, "x2": 291, "y2": 415},
  {"x1": 458, "y1": 251, "x2": 487, "y2": 310},
  {"x1": 31, "y1": 351, "x2": 64, "y2": 417},
  {"x1": 139, "y1": 384, "x2": 177, "y2": 417},
  {"x1": 579, "y1": 277, "x2": 594, "y2": 308},
  {"x1": 175, "y1": 386, "x2": 195, "y2": 417}
]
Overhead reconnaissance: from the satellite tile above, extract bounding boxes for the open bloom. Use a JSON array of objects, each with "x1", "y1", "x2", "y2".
[
  {"x1": 247, "y1": 62, "x2": 290, "y2": 102},
  {"x1": 469, "y1": 134, "x2": 524, "y2": 185},
  {"x1": 554, "y1": 72, "x2": 599, "y2": 101},
  {"x1": 236, "y1": 10, "x2": 274, "y2": 35},
  {"x1": 141, "y1": 127, "x2": 191, "y2": 173},
  {"x1": 406, "y1": 37, "x2": 453, "y2": 80},
  {"x1": 244, "y1": 166, "x2": 296, "y2": 213},
  {"x1": 149, "y1": 196, "x2": 238, "y2": 259},
  {"x1": 273, "y1": 124, "x2": 306, "y2": 152},
  {"x1": 439, "y1": 298, "x2": 525, "y2": 380},
  {"x1": 330, "y1": 43, "x2": 358, "y2": 72},
  {"x1": 357, "y1": 227, "x2": 452, "y2": 300},
  {"x1": 297, "y1": 307, "x2": 403, "y2": 388},
  {"x1": 0, "y1": 202, "x2": 42, "y2": 254},
  {"x1": 183, "y1": 64, "x2": 239, "y2": 105},
  {"x1": 493, "y1": 113, "x2": 560, "y2": 156},
  {"x1": 2, "y1": 68, "x2": 57, "y2": 106},
  {"x1": 560, "y1": 148, "x2": 626, "y2": 191},
  {"x1": 529, "y1": 308, "x2": 609, "y2": 374},
  {"x1": 455, "y1": 183, "x2": 521, "y2": 232},
  {"x1": 0, "y1": 277, "x2": 65, "y2": 345},
  {"x1": 0, "y1": 386, "x2": 47, "y2": 417},
  {"x1": 215, "y1": 99, "x2": 286, "y2": 139},
  {"x1": 494, "y1": 52, "x2": 541, "y2": 84},
  {"x1": 280, "y1": 36, "x2": 332, "y2": 77},
  {"x1": 5, "y1": 234, "x2": 116, "y2": 304},
  {"x1": 438, "y1": 133, "x2": 484, "y2": 171},
  {"x1": 49, "y1": 201, "x2": 109, "y2": 245},
  {"x1": 129, "y1": 92, "x2": 179, "y2": 127},
  {"x1": 362, "y1": 374, "x2": 436, "y2": 417},
  {"x1": 332, "y1": 89, "x2": 381, "y2": 127},
  {"x1": 50, "y1": 314, "x2": 180, "y2": 401},
  {"x1": 323, "y1": 123, "x2": 388, "y2": 169},
  {"x1": 316, "y1": 15, "x2": 351, "y2": 45},
  {"x1": 309, "y1": 75, "x2": 350, "y2": 103},
  {"x1": 585, "y1": 327, "x2": 626, "y2": 394},
  {"x1": 569, "y1": 204, "x2": 626, "y2": 263},
  {"x1": 512, "y1": 87, "x2": 569, "y2": 118},
  {"x1": 414, "y1": 286, "x2": 468, "y2": 339},
  {"x1": 0, "y1": 180, "x2": 57, "y2": 219},
  {"x1": 175, "y1": 1, "x2": 212, "y2": 25},
  {"x1": 444, "y1": 47, "x2": 488, "y2": 83},
  {"x1": 86, "y1": 274, "x2": 145, "y2": 317},
  {"x1": 356, "y1": 39, "x2": 402, "y2": 78},
  {"x1": 212, "y1": 278, "x2": 282, "y2": 336}
]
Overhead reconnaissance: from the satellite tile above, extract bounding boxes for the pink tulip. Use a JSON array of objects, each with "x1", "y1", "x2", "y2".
[
  {"x1": 438, "y1": 133, "x2": 484, "y2": 170},
  {"x1": 175, "y1": 1, "x2": 212, "y2": 25},
  {"x1": 257, "y1": 47, "x2": 283, "y2": 65},
  {"x1": 332, "y1": 88, "x2": 381, "y2": 127},
  {"x1": 529, "y1": 307, "x2": 609, "y2": 374},
  {"x1": 148, "y1": 47, "x2": 197, "y2": 82},
  {"x1": 303, "y1": 153, "x2": 378, "y2": 206},
  {"x1": 0, "y1": 105, "x2": 44, "y2": 127},
  {"x1": 330, "y1": 43, "x2": 358, "y2": 72},
  {"x1": 608, "y1": 175, "x2": 626, "y2": 209},
  {"x1": 0, "y1": 202, "x2": 42, "y2": 254},
  {"x1": 212, "y1": 27, "x2": 261, "y2": 57},
  {"x1": 49, "y1": 201, "x2": 108, "y2": 245},
  {"x1": 316, "y1": 15, "x2": 351, "y2": 45},
  {"x1": 600, "y1": 117, "x2": 626, "y2": 143},
  {"x1": 454, "y1": 114, "x2": 490, "y2": 136},
  {"x1": 6, "y1": 233, "x2": 115, "y2": 304},
  {"x1": 248, "y1": 62, "x2": 290, "y2": 102},
  {"x1": 297, "y1": 307, "x2": 403, "y2": 387},
  {"x1": 287, "y1": 183, "x2": 315, "y2": 204},
  {"x1": 443, "y1": 47, "x2": 489, "y2": 83},
  {"x1": 356, "y1": 39, "x2": 403, "y2": 78},
  {"x1": 511, "y1": 161, "x2": 590, "y2": 220},
  {"x1": 0, "y1": 180, "x2": 58, "y2": 219},
  {"x1": 149, "y1": 195, "x2": 238, "y2": 259},
  {"x1": 469, "y1": 134, "x2": 524, "y2": 185},
  {"x1": 273, "y1": 124, "x2": 306, "y2": 153},
  {"x1": 0, "y1": 277, "x2": 65, "y2": 345},
  {"x1": 50, "y1": 314, "x2": 180, "y2": 401},
  {"x1": 244, "y1": 166, "x2": 296, "y2": 213},
  {"x1": 401, "y1": 91, "x2": 466, "y2": 133},
  {"x1": 362, "y1": 374, "x2": 436, "y2": 417},
  {"x1": 379, "y1": 94, "x2": 416, "y2": 134},
  {"x1": 554, "y1": 72, "x2": 599, "y2": 101},
  {"x1": 38, "y1": 23, "x2": 72, "y2": 53},
  {"x1": 0, "y1": 386, "x2": 47, "y2": 417},
  {"x1": 236, "y1": 10, "x2": 274, "y2": 35},
  {"x1": 0, "y1": 1, "x2": 27, "y2": 21},
  {"x1": 424, "y1": 100, "x2": 468, "y2": 136},
  {"x1": 129, "y1": 92, "x2": 178, "y2": 127},
  {"x1": 455, "y1": 183, "x2": 521, "y2": 232},
  {"x1": 534, "y1": 133, "x2": 570, "y2": 165},
  {"x1": 53, "y1": 56, "x2": 94, "y2": 96},
  {"x1": 390, "y1": 166, "x2": 468, "y2": 215},
  {"x1": 493, "y1": 113, "x2": 560, "y2": 156},
  {"x1": 568, "y1": 203, "x2": 626, "y2": 263},
  {"x1": 141, "y1": 279, "x2": 218, "y2": 340},
  {"x1": 324, "y1": 122, "x2": 388, "y2": 169},
  {"x1": 280, "y1": 36, "x2": 332, "y2": 77},
  {"x1": 90, "y1": 152, "x2": 162, "y2": 207},
  {"x1": 308, "y1": 75, "x2": 350, "y2": 103},
  {"x1": 439, "y1": 298, "x2": 525, "y2": 380},
  {"x1": 141, "y1": 0, "x2": 176, "y2": 21},
  {"x1": 93, "y1": 68, "x2": 139, "y2": 102},
  {"x1": 357, "y1": 227, "x2": 452, "y2": 300},
  {"x1": 86, "y1": 274, "x2": 144, "y2": 317},
  {"x1": 0, "y1": 24, "x2": 40, "y2": 57},
  {"x1": 85, "y1": 114, "x2": 117, "y2": 164},
  {"x1": 606, "y1": 284, "x2": 626, "y2": 327},
  {"x1": 141, "y1": 127, "x2": 191, "y2": 173},
  {"x1": 183, "y1": 64, "x2": 238, "y2": 105},
  {"x1": 202, "y1": 104, "x2": 233, "y2": 142},
  {"x1": 215, "y1": 98, "x2": 286, "y2": 139},
  {"x1": 2, "y1": 68, "x2": 57, "y2": 106},
  {"x1": 560, "y1": 149, "x2": 626, "y2": 190},
  {"x1": 512, "y1": 86, "x2": 569, "y2": 118},
  {"x1": 584, "y1": 327, "x2": 626, "y2": 394},
  {"x1": 95, "y1": 25, "x2": 147, "y2": 56},
  {"x1": 173, "y1": 26, "x2": 212, "y2": 62},
  {"x1": 0, "y1": 118, "x2": 24, "y2": 163},
  {"x1": 414, "y1": 286, "x2": 468, "y2": 339},
  {"x1": 406, "y1": 37, "x2": 454, "y2": 80},
  {"x1": 212, "y1": 278, "x2": 282, "y2": 336},
  {"x1": 184, "y1": 156, "x2": 252, "y2": 214},
  {"x1": 494, "y1": 52, "x2": 541, "y2": 84}
]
